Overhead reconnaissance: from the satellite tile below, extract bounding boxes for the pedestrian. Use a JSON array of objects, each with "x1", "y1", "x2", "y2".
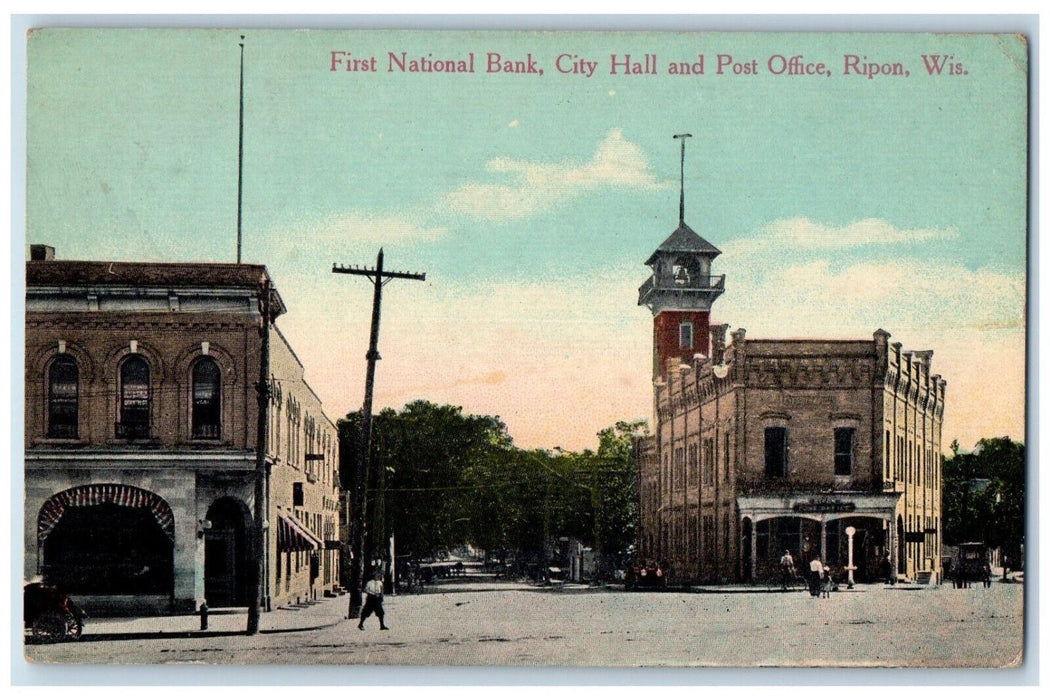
[
  {"x1": 808, "y1": 556, "x2": 824, "y2": 597},
  {"x1": 821, "y1": 566, "x2": 834, "y2": 598},
  {"x1": 779, "y1": 550, "x2": 796, "y2": 590},
  {"x1": 358, "y1": 569, "x2": 390, "y2": 631}
]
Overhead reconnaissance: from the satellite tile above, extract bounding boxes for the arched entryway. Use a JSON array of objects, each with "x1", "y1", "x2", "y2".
[
  {"x1": 751, "y1": 516, "x2": 822, "y2": 581},
  {"x1": 38, "y1": 484, "x2": 175, "y2": 597},
  {"x1": 204, "y1": 498, "x2": 251, "y2": 607}
]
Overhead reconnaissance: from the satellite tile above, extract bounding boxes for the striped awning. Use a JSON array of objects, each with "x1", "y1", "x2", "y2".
[
  {"x1": 277, "y1": 513, "x2": 322, "y2": 552},
  {"x1": 37, "y1": 483, "x2": 175, "y2": 542}
]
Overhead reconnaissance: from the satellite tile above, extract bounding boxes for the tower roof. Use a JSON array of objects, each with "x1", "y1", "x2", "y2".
[{"x1": 645, "y1": 222, "x2": 721, "y2": 265}]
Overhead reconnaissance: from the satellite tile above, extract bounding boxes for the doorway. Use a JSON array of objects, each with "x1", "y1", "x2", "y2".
[{"x1": 204, "y1": 498, "x2": 250, "y2": 607}]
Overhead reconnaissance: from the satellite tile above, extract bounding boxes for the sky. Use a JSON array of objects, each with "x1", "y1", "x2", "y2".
[{"x1": 24, "y1": 29, "x2": 1028, "y2": 451}]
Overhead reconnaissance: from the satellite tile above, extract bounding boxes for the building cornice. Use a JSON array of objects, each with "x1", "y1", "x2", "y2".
[{"x1": 24, "y1": 449, "x2": 257, "y2": 471}]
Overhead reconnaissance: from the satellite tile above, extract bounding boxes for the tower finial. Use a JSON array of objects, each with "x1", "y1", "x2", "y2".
[{"x1": 673, "y1": 133, "x2": 692, "y2": 225}]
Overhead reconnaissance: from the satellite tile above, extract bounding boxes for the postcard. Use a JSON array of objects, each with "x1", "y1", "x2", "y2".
[{"x1": 21, "y1": 28, "x2": 1027, "y2": 668}]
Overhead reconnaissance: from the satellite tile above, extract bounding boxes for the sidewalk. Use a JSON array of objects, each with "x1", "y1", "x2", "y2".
[{"x1": 72, "y1": 594, "x2": 349, "y2": 642}]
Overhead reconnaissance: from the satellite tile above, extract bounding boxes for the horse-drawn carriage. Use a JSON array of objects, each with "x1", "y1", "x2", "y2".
[{"x1": 24, "y1": 581, "x2": 85, "y2": 643}]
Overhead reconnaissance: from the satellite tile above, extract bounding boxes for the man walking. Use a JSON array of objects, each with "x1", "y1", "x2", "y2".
[{"x1": 359, "y1": 568, "x2": 390, "y2": 631}]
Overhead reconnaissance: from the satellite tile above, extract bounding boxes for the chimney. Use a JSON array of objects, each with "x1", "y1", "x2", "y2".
[
  {"x1": 912, "y1": 350, "x2": 934, "y2": 368},
  {"x1": 30, "y1": 244, "x2": 55, "y2": 261}
]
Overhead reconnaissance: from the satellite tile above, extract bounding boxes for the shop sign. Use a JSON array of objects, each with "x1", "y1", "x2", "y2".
[
  {"x1": 904, "y1": 531, "x2": 927, "y2": 543},
  {"x1": 793, "y1": 500, "x2": 856, "y2": 514}
]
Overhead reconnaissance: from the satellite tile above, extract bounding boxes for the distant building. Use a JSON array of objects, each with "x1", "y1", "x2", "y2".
[
  {"x1": 24, "y1": 246, "x2": 341, "y2": 613},
  {"x1": 636, "y1": 215, "x2": 946, "y2": 585}
]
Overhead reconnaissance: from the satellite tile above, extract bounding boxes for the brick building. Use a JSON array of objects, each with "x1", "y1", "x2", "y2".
[
  {"x1": 636, "y1": 215, "x2": 946, "y2": 585},
  {"x1": 24, "y1": 246, "x2": 341, "y2": 613}
]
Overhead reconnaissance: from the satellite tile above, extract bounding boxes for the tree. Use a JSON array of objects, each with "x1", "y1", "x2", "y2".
[
  {"x1": 942, "y1": 437, "x2": 1025, "y2": 566},
  {"x1": 339, "y1": 401, "x2": 511, "y2": 563},
  {"x1": 338, "y1": 402, "x2": 648, "y2": 583},
  {"x1": 590, "y1": 420, "x2": 647, "y2": 575}
]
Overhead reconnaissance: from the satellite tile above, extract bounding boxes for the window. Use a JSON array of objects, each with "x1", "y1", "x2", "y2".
[
  {"x1": 764, "y1": 427, "x2": 788, "y2": 477},
  {"x1": 723, "y1": 431, "x2": 731, "y2": 480},
  {"x1": 702, "y1": 438, "x2": 715, "y2": 486},
  {"x1": 192, "y1": 358, "x2": 221, "y2": 439},
  {"x1": 293, "y1": 482, "x2": 304, "y2": 507},
  {"x1": 834, "y1": 428, "x2": 855, "y2": 476},
  {"x1": 679, "y1": 322, "x2": 693, "y2": 349},
  {"x1": 884, "y1": 430, "x2": 890, "y2": 480},
  {"x1": 118, "y1": 356, "x2": 150, "y2": 438},
  {"x1": 47, "y1": 355, "x2": 79, "y2": 438},
  {"x1": 687, "y1": 444, "x2": 698, "y2": 487}
]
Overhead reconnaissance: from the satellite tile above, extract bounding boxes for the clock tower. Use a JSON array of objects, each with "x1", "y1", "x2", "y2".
[{"x1": 638, "y1": 134, "x2": 725, "y2": 379}]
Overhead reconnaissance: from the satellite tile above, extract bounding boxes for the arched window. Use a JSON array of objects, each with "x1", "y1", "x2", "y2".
[
  {"x1": 192, "y1": 358, "x2": 221, "y2": 439},
  {"x1": 118, "y1": 356, "x2": 150, "y2": 438},
  {"x1": 47, "y1": 355, "x2": 79, "y2": 438}
]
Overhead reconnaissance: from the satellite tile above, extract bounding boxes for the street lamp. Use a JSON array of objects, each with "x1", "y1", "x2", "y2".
[{"x1": 845, "y1": 526, "x2": 857, "y2": 589}]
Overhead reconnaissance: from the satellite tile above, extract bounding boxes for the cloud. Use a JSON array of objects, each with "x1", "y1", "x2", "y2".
[
  {"x1": 508, "y1": 119, "x2": 519, "y2": 128},
  {"x1": 264, "y1": 212, "x2": 447, "y2": 262},
  {"x1": 272, "y1": 212, "x2": 1024, "y2": 452},
  {"x1": 443, "y1": 128, "x2": 668, "y2": 220},
  {"x1": 711, "y1": 250, "x2": 1025, "y2": 448},
  {"x1": 718, "y1": 257, "x2": 1024, "y2": 337},
  {"x1": 729, "y1": 217, "x2": 958, "y2": 254},
  {"x1": 279, "y1": 254, "x2": 1025, "y2": 452}
]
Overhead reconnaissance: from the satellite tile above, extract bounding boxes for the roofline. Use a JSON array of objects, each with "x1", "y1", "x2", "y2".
[
  {"x1": 26, "y1": 259, "x2": 288, "y2": 317},
  {"x1": 742, "y1": 338, "x2": 875, "y2": 344}
]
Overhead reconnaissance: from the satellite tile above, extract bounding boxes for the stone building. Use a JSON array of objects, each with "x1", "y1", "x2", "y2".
[
  {"x1": 24, "y1": 245, "x2": 341, "y2": 613},
  {"x1": 636, "y1": 214, "x2": 946, "y2": 585}
]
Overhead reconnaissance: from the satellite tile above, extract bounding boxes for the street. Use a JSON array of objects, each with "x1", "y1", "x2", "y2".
[{"x1": 25, "y1": 579, "x2": 1024, "y2": 667}]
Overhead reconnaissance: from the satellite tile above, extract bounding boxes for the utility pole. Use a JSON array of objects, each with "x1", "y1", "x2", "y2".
[
  {"x1": 247, "y1": 278, "x2": 271, "y2": 634},
  {"x1": 333, "y1": 249, "x2": 425, "y2": 617}
]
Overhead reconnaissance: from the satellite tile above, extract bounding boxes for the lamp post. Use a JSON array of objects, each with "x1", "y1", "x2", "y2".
[{"x1": 845, "y1": 526, "x2": 857, "y2": 589}]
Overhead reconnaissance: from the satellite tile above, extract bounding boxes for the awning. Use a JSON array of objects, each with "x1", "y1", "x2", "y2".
[
  {"x1": 38, "y1": 483, "x2": 175, "y2": 542},
  {"x1": 277, "y1": 513, "x2": 323, "y2": 552}
]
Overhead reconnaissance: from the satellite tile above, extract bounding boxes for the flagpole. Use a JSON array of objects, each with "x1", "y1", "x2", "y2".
[{"x1": 236, "y1": 34, "x2": 245, "y2": 264}]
